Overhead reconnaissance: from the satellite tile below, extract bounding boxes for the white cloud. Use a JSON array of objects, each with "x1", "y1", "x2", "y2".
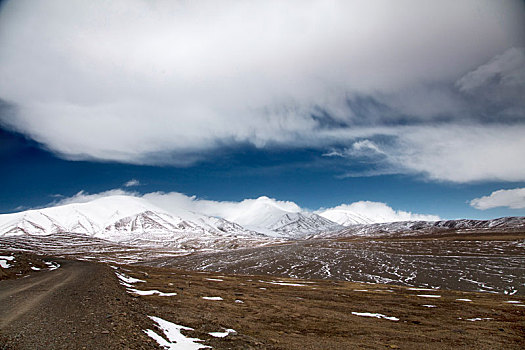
[
  {"x1": 319, "y1": 201, "x2": 440, "y2": 223},
  {"x1": 324, "y1": 123, "x2": 525, "y2": 183},
  {"x1": 0, "y1": 0, "x2": 523, "y2": 172},
  {"x1": 52, "y1": 189, "x2": 439, "y2": 224},
  {"x1": 470, "y1": 188, "x2": 525, "y2": 210},
  {"x1": 55, "y1": 189, "x2": 135, "y2": 205},
  {"x1": 123, "y1": 179, "x2": 140, "y2": 187},
  {"x1": 322, "y1": 139, "x2": 385, "y2": 159},
  {"x1": 352, "y1": 140, "x2": 384, "y2": 154},
  {"x1": 390, "y1": 124, "x2": 525, "y2": 182}
]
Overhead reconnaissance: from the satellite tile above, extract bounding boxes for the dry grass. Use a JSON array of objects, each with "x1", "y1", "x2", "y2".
[{"x1": 120, "y1": 265, "x2": 525, "y2": 349}]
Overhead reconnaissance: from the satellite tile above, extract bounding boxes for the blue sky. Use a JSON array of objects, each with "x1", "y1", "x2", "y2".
[
  {"x1": 1, "y1": 127, "x2": 524, "y2": 219},
  {"x1": 0, "y1": 0, "x2": 524, "y2": 219}
]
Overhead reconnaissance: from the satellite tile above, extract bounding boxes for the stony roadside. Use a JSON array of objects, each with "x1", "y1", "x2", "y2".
[{"x1": 0, "y1": 255, "x2": 159, "y2": 350}]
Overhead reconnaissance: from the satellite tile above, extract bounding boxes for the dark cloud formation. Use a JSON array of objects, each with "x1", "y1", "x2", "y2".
[{"x1": 0, "y1": 0, "x2": 523, "y2": 182}]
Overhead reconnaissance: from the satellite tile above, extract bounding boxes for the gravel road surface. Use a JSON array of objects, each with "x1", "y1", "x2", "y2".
[{"x1": 0, "y1": 259, "x2": 158, "y2": 350}]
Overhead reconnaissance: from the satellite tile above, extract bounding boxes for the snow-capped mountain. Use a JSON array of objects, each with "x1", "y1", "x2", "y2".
[
  {"x1": 221, "y1": 196, "x2": 340, "y2": 237},
  {"x1": 318, "y1": 208, "x2": 376, "y2": 226},
  {"x1": 0, "y1": 195, "x2": 342, "y2": 243},
  {"x1": 3, "y1": 195, "x2": 519, "y2": 247},
  {"x1": 312, "y1": 216, "x2": 525, "y2": 239},
  {"x1": 267, "y1": 212, "x2": 342, "y2": 237},
  {"x1": 0, "y1": 196, "x2": 268, "y2": 248}
]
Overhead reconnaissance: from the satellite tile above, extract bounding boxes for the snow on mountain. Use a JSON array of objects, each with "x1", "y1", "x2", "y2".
[
  {"x1": 267, "y1": 212, "x2": 342, "y2": 237},
  {"x1": 222, "y1": 196, "x2": 300, "y2": 228},
  {"x1": 0, "y1": 195, "x2": 342, "y2": 242},
  {"x1": 312, "y1": 216, "x2": 525, "y2": 239},
  {"x1": 318, "y1": 209, "x2": 376, "y2": 226},
  {"x1": 1, "y1": 195, "x2": 523, "y2": 249},
  {"x1": 219, "y1": 196, "x2": 340, "y2": 237},
  {"x1": 0, "y1": 196, "x2": 268, "y2": 249},
  {"x1": 0, "y1": 196, "x2": 162, "y2": 236}
]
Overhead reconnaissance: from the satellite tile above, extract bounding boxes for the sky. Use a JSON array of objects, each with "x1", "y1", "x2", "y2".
[{"x1": 0, "y1": 0, "x2": 524, "y2": 220}]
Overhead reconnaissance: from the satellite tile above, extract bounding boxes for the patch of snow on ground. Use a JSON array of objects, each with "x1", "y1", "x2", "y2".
[
  {"x1": 128, "y1": 288, "x2": 177, "y2": 297},
  {"x1": 353, "y1": 289, "x2": 369, "y2": 292},
  {"x1": 30, "y1": 266, "x2": 41, "y2": 271},
  {"x1": 505, "y1": 300, "x2": 522, "y2": 304},
  {"x1": 115, "y1": 271, "x2": 176, "y2": 296},
  {"x1": 202, "y1": 296, "x2": 223, "y2": 301},
  {"x1": 145, "y1": 315, "x2": 210, "y2": 349},
  {"x1": 44, "y1": 261, "x2": 60, "y2": 270},
  {"x1": 116, "y1": 271, "x2": 146, "y2": 284},
  {"x1": 466, "y1": 317, "x2": 493, "y2": 321},
  {"x1": 234, "y1": 300, "x2": 244, "y2": 304},
  {"x1": 266, "y1": 281, "x2": 307, "y2": 287},
  {"x1": 0, "y1": 255, "x2": 15, "y2": 268},
  {"x1": 417, "y1": 295, "x2": 441, "y2": 298},
  {"x1": 422, "y1": 305, "x2": 437, "y2": 308},
  {"x1": 351, "y1": 312, "x2": 399, "y2": 321},
  {"x1": 205, "y1": 278, "x2": 224, "y2": 282},
  {"x1": 456, "y1": 298, "x2": 472, "y2": 302},
  {"x1": 208, "y1": 329, "x2": 236, "y2": 338}
]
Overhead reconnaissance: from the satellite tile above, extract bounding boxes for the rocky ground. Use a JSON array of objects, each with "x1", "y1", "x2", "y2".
[
  {"x1": 1, "y1": 232, "x2": 525, "y2": 349},
  {"x1": 147, "y1": 236, "x2": 525, "y2": 295},
  {"x1": 0, "y1": 253, "x2": 158, "y2": 350},
  {"x1": 3, "y1": 252, "x2": 524, "y2": 349}
]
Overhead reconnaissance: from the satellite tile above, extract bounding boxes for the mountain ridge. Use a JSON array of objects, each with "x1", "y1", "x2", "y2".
[{"x1": 1, "y1": 195, "x2": 523, "y2": 248}]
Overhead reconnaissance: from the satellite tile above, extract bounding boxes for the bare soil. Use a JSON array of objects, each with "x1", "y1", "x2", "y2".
[
  {"x1": 1, "y1": 240, "x2": 525, "y2": 349},
  {"x1": 0, "y1": 255, "x2": 158, "y2": 350}
]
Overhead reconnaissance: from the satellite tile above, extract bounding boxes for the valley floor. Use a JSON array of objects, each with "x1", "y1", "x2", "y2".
[{"x1": 1, "y1": 253, "x2": 524, "y2": 349}]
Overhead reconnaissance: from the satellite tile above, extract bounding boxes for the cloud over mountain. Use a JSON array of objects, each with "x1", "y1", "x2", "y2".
[
  {"x1": 317, "y1": 201, "x2": 439, "y2": 224},
  {"x1": 54, "y1": 189, "x2": 439, "y2": 224}
]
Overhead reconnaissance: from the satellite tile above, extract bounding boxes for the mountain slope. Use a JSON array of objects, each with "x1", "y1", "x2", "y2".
[
  {"x1": 312, "y1": 216, "x2": 525, "y2": 239},
  {"x1": 0, "y1": 195, "x2": 342, "y2": 241},
  {"x1": 0, "y1": 196, "x2": 269, "y2": 249},
  {"x1": 222, "y1": 196, "x2": 340, "y2": 237},
  {"x1": 318, "y1": 209, "x2": 376, "y2": 226},
  {"x1": 268, "y1": 212, "x2": 342, "y2": 237}
]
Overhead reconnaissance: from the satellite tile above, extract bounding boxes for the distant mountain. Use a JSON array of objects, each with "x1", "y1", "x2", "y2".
[
  {"x1": 318, "y1": 208, "x2": 376, "y2": 226},
  {"x1": 311, "y1": 216, "x2": 525, "y2": 239},
  {"x1": 0, "y1": 196, "x2": 269, "y2": 249},
  {"x1": 2, "y1": 195, "x2": 523, "y2": 248},
  {"x1": 222, "y1": 196, "x2": 341, "y2": 237},
  {"x1": 0, "y1": 195, "x2": 341, "y2": 245},
  {"x1": 267, "y1": 212, "x2": 342, "y2": 237}
]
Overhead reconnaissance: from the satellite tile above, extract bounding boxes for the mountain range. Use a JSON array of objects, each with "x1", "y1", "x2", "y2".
[
  {"x1": 0, "y1": 196, "x2": 344, "y2": 244},
  {"x1": 0, "y1": 195, "x2": 523, "y2": 249}
]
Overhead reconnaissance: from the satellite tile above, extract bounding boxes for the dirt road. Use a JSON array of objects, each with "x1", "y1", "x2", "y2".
[{"x1": 0, "y1": 259, "x2": 158, "y2": 350}]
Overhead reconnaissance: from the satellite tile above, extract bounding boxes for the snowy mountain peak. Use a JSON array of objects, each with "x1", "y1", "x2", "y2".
[
  {"x1": 268, "y1": 212, "x2": 342, "y2": 237},
  {"x1": 0, "y1": 194, "x2": 343, "y2": 241},
  {"x1": 0, "y1": 195, "x2": 266, "y2": 248},
  {"x1": 224, "y1": 196, "x2": 301, "y2": 229},
  {"x1": 318, "y1": 209, "x2": 376, "y2": 226}
]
